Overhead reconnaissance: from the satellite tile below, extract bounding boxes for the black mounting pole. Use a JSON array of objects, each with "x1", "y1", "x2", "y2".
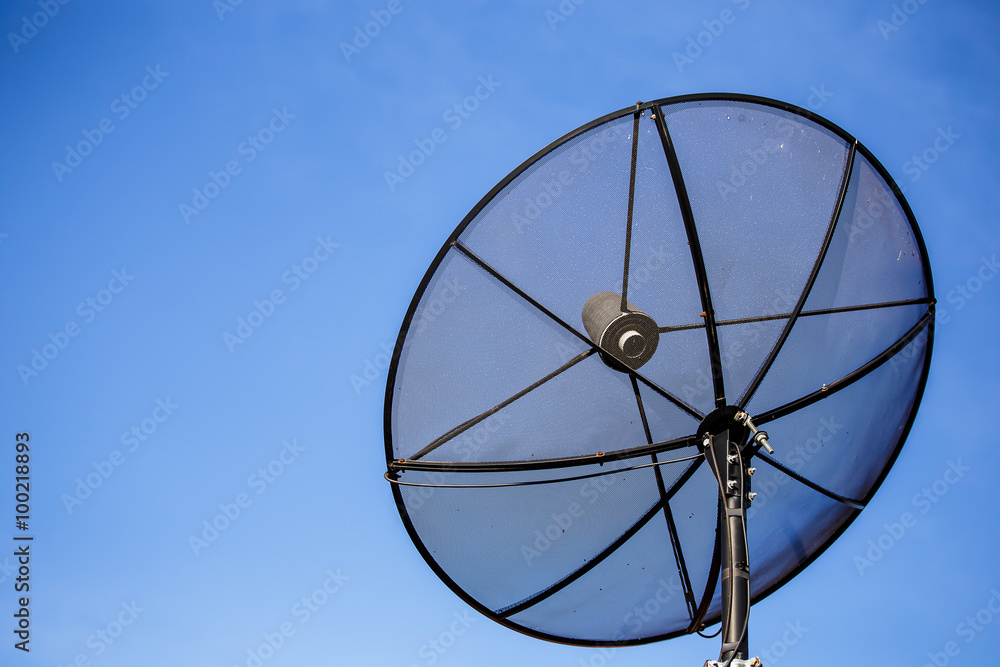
[{"x1": 704, "y1": 429, "x2": 755, "y2": 667}]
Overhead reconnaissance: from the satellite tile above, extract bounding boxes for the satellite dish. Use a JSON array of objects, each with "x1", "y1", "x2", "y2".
[{"x1": 383, "y1": 93, "x2": 934, "y2": 666}]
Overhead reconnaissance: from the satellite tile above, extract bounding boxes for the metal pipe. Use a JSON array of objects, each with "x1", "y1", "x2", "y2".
[{"x1": 707, "y1": 430, "x2": 752, "y2": 665}]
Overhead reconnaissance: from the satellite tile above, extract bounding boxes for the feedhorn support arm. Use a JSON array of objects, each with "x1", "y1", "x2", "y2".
[{"x1": 734, "y1": 412, "x2": 774, "y2": 455}]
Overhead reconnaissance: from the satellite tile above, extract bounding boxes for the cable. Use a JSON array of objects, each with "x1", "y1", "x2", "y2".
[
  {"x1": 700, "y1": 438, "x2": 735, "y2": 664},
  {"x1": 385, "y1": 452, "x2": 703, "y2": 489}
]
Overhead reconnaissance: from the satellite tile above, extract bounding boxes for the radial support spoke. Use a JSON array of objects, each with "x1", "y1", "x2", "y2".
[
  {"x1": 497, "y1": 498, "x2": 665, "y2": 618},
  {"x1": 632, "y1": 376, "x2": 698, "y2": 620},
  {"x1": 793, "y1": 297, "x2": 932, "y2": 320},
  {"x1": 621, "y1": 108, "x2": 641, "y2": 312},
  {"x1": 497, "y1": 457, "x2": 704, "y2": 619},
  {"x1": 409, "y1": 349, "x2": 595, "y2": 461},
  {"x1": 755, "y1": 454, "x2": 865, "y2": 510},
  {"x1": 454, "y1": 241, "x2": 704, "y2": 420},
  {"x1": 652, "y1": 105, "x2": 726, "y2": 408},
  {"x1": 739, "y1": 141, "x2": 858, "y2": 408},
  {"x1": 659, "y1": 296, "x2": 934, "y2": 334}
]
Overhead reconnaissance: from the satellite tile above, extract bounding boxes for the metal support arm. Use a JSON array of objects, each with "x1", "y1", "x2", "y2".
[{"x1": 703, "y1": 430, "x2": 759, "y2": 667}]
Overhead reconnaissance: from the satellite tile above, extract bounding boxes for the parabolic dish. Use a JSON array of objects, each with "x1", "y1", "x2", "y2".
[{"x1": 384, "y1": 94, "x2": 934, "y2": 646}]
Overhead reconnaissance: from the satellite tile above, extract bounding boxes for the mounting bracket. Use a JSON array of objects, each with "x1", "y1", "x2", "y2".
[{"x1": 702, "y1": 428, "x2": 761, "y2": 667}]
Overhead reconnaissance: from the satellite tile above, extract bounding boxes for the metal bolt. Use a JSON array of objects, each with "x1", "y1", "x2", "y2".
[
  {"x1": 747, "y1": 467, "x2": 756, "y2": 476},
  {"x1": 753, "y1": 430, "x2": 774, "y2": 455},
  {"x1": 748, "y1": 492, "x2": 758, "y2": 501}
]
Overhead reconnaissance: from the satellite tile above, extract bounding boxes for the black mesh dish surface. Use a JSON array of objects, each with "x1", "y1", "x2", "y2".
[{"x1": 384, "y1": 94, "x2": 934, "y2": 647}]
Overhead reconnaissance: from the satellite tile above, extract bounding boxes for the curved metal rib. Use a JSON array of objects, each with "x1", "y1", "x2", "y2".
[
  {"x1": 497, "y1": 458, "x2": 704, "y2": 619},
  {"x1": 652, "y1": 105, "x2": 726, "y2": 408},
  {"x1": 755, "y1": 454, "x2": 865, "y2": 510},
  {"x1": 739, "y1": 141, "x2": 858, "y2": 407},
  {"x1": 632, "y1": 375, "x2": 698, "y2": 621},
  {"x1": 754, "y1": 308, "x2": 933, "y2": 425},
  {"x1": 408, "y1": 349, "x2": 595, "y2": 461},
  {"x1": 453, "y1": 241, "x2": 704, "y2": 419}
]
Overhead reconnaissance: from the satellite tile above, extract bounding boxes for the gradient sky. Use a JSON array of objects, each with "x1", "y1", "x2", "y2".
[{"x1": 1, "y1": 1, "x2": 998, "y2": 666}]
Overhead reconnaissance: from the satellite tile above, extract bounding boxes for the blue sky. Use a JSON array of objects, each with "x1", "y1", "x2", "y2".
[{"x1": 0, "y1": 1, "x2": 997, "y2": 665}]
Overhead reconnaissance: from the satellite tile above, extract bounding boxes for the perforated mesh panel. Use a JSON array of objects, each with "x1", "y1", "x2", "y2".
[
  {"x1": 660, "y1": 101, "x2": 850, "y2": 323},
  {"x1": 508, "y1": 502, "x2": 694, "y2": 640},
  {"x1": 804, "y1": 153, "x2": 929, "y2": 309},
  {"x1": 758, "y1": 333, "x2": 930, "y2": 502},
  {"x1": 747, "y1": 304, "x2": 927, "y2": 415},
  {"x1": 386, "y1": 96, "x2": 933, "y2": 646}
]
